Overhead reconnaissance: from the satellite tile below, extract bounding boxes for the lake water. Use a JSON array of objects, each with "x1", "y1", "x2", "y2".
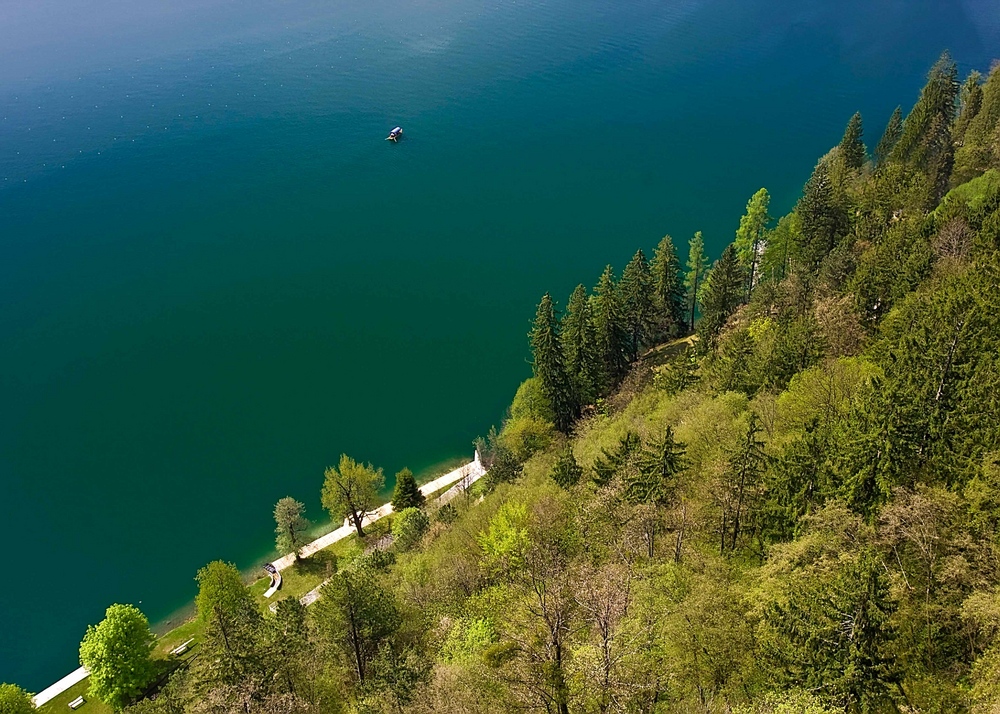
[{"x1": 2, "y1": 0, "x2": 997, "y2": 690}]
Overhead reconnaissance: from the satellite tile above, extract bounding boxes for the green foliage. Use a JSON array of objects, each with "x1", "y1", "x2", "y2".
[
  {"x1": 500, "y1": 378, "x2": 556, "y2": 460},
  {"x1": 314, "y1": 569, "x2": 401, "y2": 686},
  {"x1": 392, "y1": 507, "x2": 430, "y2": 551},
  {"x1": 839, "y1": 111, "x2": 866, "y2": 170},
  {"x1": 874, "y1": 105, "x2": 903, "y2": 166},
  {"x1": 627, "y1": 426, "x2": 685, "y2": 506},
  {"x1": 697, "y1": 244, "x2": 745, "y2": 341},
  {"x1": 684, "y1": 231, "x2": 710, "y2": 331},
  {"x1": 953, "y1": 64, "x2": 1000, "y2": 184},
  {"x1": 592, "y1": 431, "x2": 641, "y2": 487},
  {"x1": 562, "y1": 284, "x2": 601, "y2": 408},
  {"x1": 273, "y1": 496, "x2": 310, "y2": 558},
  {"x1": 391, "y1": 468, "x2": 426, "y2": 512},
  {"x1": 650, "y1": 235, "x2": 686, "y2": 338},
  {"x1": 435, "y1": 502, "x2": 458, "y2": 524},
  {"x1": 79, "y1": 604, "x2": 155, "y2": 711},
  {"x1": 619, "y1": 249, "x2": 655, "y2": 361},
  {"x1": 529, "y1": 293, "x2": 576, "y2": 432},
  {"x1": 0, "y1": 684, "x2": 35, "y2": 714},
  {"x1": 477, "y1": 501, "x2": 530, "y2": 579},
  {"x1": 322, "y1": 454, "x2": 385, "y2": 537},
  {"x1": 439, "y1": 618, "x2": 498, "y2": 663},
  {"x1": 795, "y1": 159, "x2": 845, "y2": 269},
  {"x1": 592, "y1": 265, "x2": 629, "y2": 392},
  {"x1": 550, "y1": 445, "x2": 583, "y2": 489},
  {"x1": 734, "y1": 188, "x2": 771, "y2": 295}
]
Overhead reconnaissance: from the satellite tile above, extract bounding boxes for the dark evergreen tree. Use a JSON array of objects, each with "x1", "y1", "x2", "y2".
[
  {"x1": 891, "y1": 52, "x2": 959, "y2": 202},
  {"x1": 628, "y1": 426, "x2": 685, "y2": 506},
  {"x1": 795, "y1": 159, "x2": 843, "y2": 270},
  {"x1": 760, "y1": 421, "x2": 832, "y2": 543},
  {"x1": 619, "y1": 249, "x2": 654, "y2": 362},
  {"x1": 874, "y1": 106, "x2": 903, "y2": 166},
  {"x1": 592, "y1": 432, "x2": 641, "y2": 487},
  {"x1": 953, "y1": 70, "x2": 984, "y2": 143},
  {"x1": 697, "y1": 244, "x2": 744, "y2": 341},
  {"x1": 719, "y1": 413, "x2": 767, "y2": 552},
  {"x1": 529, "y1": 293, "x2": 576, "y2": 432},
  {"x1": 391, "y1": 468, "x2": 425, "y2": 511},
  {"x1": 839, "y1": 111, "x2": 866, "y2": 170},
  {"x1": 650, "y1": 235, "x2": 686, "y2": 339},
  {"x1": 562, "y1": 284, "x2": 600, "y2": 408},
  {"x1": 550, "y1": 445, "x2": 583, "y2": 489},
  {"x1": 591, "y1": 265, "x2": 629, "y2": 393}
]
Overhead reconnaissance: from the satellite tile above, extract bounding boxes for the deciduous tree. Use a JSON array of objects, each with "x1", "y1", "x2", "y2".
[
  {"x1": 734, "y1": 188, "x2": 771, "y2": 297},
  {"x1": 321, "y1": 455, "x2": 385, "y2": 537},
  {"x1": 274, "y1": 497, "x2": 310, "y2": 559},
  {"x1": 79, "y1": 604, "x2": 155, "y2": 710},
  {"x1": 0, "y1": 684, "x2": 35, "y2": 714},
  {"x1": 684, "y1": 232, "x2": 710, "y2": 332}
]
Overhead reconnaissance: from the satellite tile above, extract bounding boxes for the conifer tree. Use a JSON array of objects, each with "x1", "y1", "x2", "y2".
[
  {"x1": 891, "y1": 51, "x2": 959, "y2": 201},
  {"x1": 874, "y1": 106, "x2": 903, "y2": 166},
  {"x1": 591, "y1": 265, "x2": 629, "y2": 393},
  {"x1": 733, "y1": 188, "x2": 771, "y2": 298},
  {"x1": 619, "y1": 249, "x2": 654, "y2": 362},
  {"x1": 391, "y1": 468, "x2": 425, "y2": 511},
  {"x1": 562, "y1": 284, "x2": 600, "y2": 408},
  {"x1": 839, "y1": 111, "x2": 866, "y2": 170},
  {"x1": 795, "y1": 160, "x2": 842, "y2": 270},
  {"x1": 697, "y1": 244, "x2": 744, "y2": 341},
  {"x1": 954, "y1": 70, "x2": 984, "y2": 143},
  {"x1": 628, "y1": 426, "x2": 686, "y2": 506},
  {"x1": 683, "y1": 232, "x2": 710, "y2": 333},
  {"x1": 650, "y1": 235, "x2": 686, "y2": 338},
  {"x1": 530, "y1": 293, "x2": 576, "y2": 433},
  {"x1": 550, "y1": 445, "x2": 583, "y2": 489}
]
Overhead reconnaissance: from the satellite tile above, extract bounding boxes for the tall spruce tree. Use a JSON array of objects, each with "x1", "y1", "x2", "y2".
[
  {"x1": 954, "y1": 70, "x2": 984, "y2": 143},
  {"x1": 592, "y1": 265, "x2": 629, "y2": 393},
  {"x1": 619, "y1": 249, "x2": 654, "y2": 362},
  {"x1": 684, "y1": 232, "x2": 710, "y2": 333},
  {"x1": 562, "y1": 284, "x2": 600, "y2": 409},
  {"x1": 550, "y1": 445, "x2": 583, "y2": 489},
  {"x1": 891, "y1": 51, "x2": 958, "y2": 201},
  {"x1": 529, "y1": 293, "x2": 576, "y2": 433},
  {"x1": 796, "y1": 160, "x2": 841, "y2": 270},
  {"x1": 650, "y1": 235, "x2": 686, "y2": 339},
  {"x1": 839, "y1": 111, "x2": 866, "y2": 170},
  {"x1": 733, "y1": 188, "x2": 771, "y2": 299},
  {"x1": 874, "y1": 106, "x2": 903, "y2": 166},
  {"x1": 697, "y1": 244, "x2": 744, "y2": 341}
]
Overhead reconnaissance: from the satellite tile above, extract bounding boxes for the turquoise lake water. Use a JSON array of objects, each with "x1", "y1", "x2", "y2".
[{"x1": 2, "y1": 0, "x2": 998, "y2": 690}]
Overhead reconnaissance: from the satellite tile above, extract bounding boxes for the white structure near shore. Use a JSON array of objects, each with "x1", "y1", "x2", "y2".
[{"x1": 31, "y1": 453, "x2": 486, "y2": 708}]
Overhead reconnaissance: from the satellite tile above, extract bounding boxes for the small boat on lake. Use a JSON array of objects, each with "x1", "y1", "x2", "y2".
[{"x1": 386, "y1": 126, "x2": 403, "y2": 142}]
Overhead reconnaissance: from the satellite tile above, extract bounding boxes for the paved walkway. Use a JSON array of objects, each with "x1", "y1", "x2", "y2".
[
  {"x1": 31, "y1": 454, "x2": 486, "y2": 708},
  {"x1": 270, "y1": 455, "x2": 484, "y2": 572}
]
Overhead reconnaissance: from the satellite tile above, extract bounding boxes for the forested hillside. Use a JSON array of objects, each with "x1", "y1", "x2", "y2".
[{"x1": 6, "y1": 51, "x2": 1000, "y2": 714}]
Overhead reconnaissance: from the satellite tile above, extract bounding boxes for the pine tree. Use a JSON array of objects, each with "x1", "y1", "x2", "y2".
[
  {"x1": 628, "y1": 426, "x2": 686, "y2": 506},
  {"x1": 650, "y1": 235, "x2": 686, "y2": 339},
  {"x1": 619, "y1": 249, "x2": 654, "y2": 362},
  {"x1": 591, "y1": 265, "x2": 629, "y2": 393},
  {"x1": 529, "y1": 293, "x2": 576, "y2": 433},
  {"x1": 697, "y1": 244, "x2": 744, "y2": 341},
  {"x1": 550, "y1": 445, "x2": 583, "y2": 489},
  {"x1": 839, "y1": 112, "x2": 866, "y2": 170},
  {"x1": 719, "y1": 413, "x2": 767, "y2": 553},
  {"x1": 391, "y1": 468, "x2": 426, "y2": 511},
  {"x1": 953, "y1": 71, "x2": 984, "y2": 143},
  {"x1": 683, "y1": 232, "x2": 710, "y2": 333},
  {"x1": 733, "y1": 188, "x2": 771, "y2": 298},
  {"x1": 874, "y1": 106, "x2": 903, "y2": 166},
  {"x1": 796, "y1": 159, "x2": 842, "y2": 270},
  {"x1": 562, "y1": 284, "x2": 600, "y2": 409},
  {"x1": 891, "y1": 52, "x2": 959, "y2": 202}
]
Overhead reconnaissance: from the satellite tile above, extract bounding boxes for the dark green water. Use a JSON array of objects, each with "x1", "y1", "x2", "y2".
[{"x1": 1, "y1": 0, "x2": 997, "y2": 689}]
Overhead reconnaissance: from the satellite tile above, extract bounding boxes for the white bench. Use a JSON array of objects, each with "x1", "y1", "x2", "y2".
[
  {"x1": 170, "y1": 638, "x2": 195, "y2": 656},
  {"x1": 68, "y1": 696, "x2": 85, "y2": 709}
]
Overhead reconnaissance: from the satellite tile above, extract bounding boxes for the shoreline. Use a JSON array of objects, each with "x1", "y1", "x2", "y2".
[{"x1": 33, "y1": 454, "x2": 484, "y2": 710}]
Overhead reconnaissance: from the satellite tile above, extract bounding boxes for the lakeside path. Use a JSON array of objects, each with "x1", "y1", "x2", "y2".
[{"x1": 33, "y1": 455, "x2": 485, "y2": 708}]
